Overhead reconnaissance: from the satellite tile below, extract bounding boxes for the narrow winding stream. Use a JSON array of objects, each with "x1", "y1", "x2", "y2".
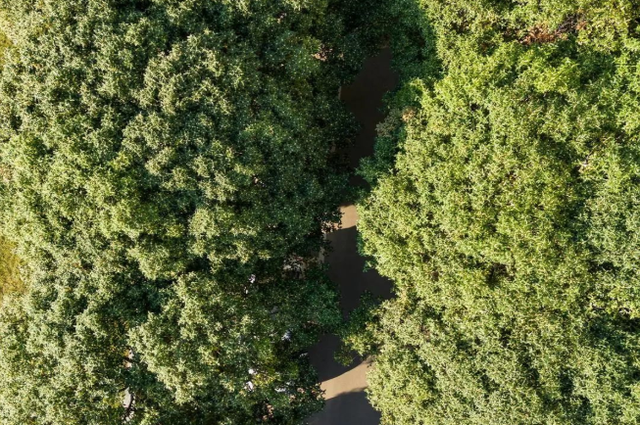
[{"x1": 308, "y1": 49, "x2": 398, "y2": 425}]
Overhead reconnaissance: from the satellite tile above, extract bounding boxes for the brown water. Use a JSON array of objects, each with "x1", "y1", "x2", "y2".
[{"x1": 308, "y1": 48, "x2": 398, "y2": 425}]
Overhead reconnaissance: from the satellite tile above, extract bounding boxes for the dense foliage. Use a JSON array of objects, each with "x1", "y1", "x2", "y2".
[
  {"x1": 0, "y1": 1, "x2": 367, "y2": 423},
  {"x1": 0, "y1": 238, "x2": 22, "y2": 305},
  {"x1": 0, "y1": 23, "x2": 20, "y2": 305},
  {"x1": 349, "y1": 1, "x2": 640, "y2": 424}
]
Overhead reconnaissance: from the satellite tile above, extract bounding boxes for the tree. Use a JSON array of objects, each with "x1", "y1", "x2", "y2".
[
  {"x1": 0, "y1": 0, "x2": 363, "y2": 423},
  {"x1": 348, "y1": 1, "x2": 640, "y2": 423}
]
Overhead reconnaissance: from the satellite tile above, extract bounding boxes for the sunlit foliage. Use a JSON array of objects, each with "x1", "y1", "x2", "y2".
[
  {"x1": 0, "y1": 1, "x2": 366, "y2": 423},
  {"x1": 349, "y1": 1, "x2": 640, "y2": 424}
]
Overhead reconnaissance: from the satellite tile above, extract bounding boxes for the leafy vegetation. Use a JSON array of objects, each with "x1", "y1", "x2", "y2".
[
  {"x1": 0, "y1": 1, "x2": 373, "y2": 423},
  {"x1": 348, "y1": 1, "x2": 640, "y2": 424},
  {"x1": 0, "y1": 237, "x2": 22, "y2": 305},
  {"x1": 0, "y1": 20, "x2": 19, "y2": 305},
  {"x1": 2, "y1": 0, "x2": 639, "y2": 423}
]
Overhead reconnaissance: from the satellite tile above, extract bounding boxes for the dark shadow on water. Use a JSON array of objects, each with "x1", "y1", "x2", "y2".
[
  {"x1": 308, "y1": 47, "x2": 398, "y2": 425},
  {"x1": 326, "y1": 226, "x2": 391, "y2": 317},
  {"x1": 308, "y1": 334, "x2": 354, "y2": 383},
  {"x1": 308, "y1": 226, "x2": 392, "y2": 382},
  {"x1": 308, "y1": 391, "x2": 381, "y2": 425},
  {"x1": 342, "y1": 49, "x2": 399, "y2": 171}
]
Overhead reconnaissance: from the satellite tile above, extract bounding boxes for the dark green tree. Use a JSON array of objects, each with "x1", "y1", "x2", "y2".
[
  {"x1": 0, "y1": 0, "x2": 363, "y2": 423},
  {"x1": 348, "y1": 0, "x2": 640, "y2": 424}
]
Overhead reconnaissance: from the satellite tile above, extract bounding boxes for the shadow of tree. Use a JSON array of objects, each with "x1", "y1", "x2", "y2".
[
  {"x1": 327, "y1": 226, "x2": 392, "y2": 317},
  {"x1": 342, "y1": 48, "x2": 400, "y2": 176},
  {"x1": 308, "y1": 45, "x2": 397, "y2": 425},
  {"x1": 308, "y1": 390, "x2": 381, "y2": 425}
]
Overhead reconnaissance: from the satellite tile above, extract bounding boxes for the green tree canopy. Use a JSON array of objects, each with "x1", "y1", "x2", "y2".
[
  {"x1": 348, "y1": 1, "x2": 640, "y2": 423},
  {"x1": 0, "y1": 0, "x2": 364, "y2": 423}
]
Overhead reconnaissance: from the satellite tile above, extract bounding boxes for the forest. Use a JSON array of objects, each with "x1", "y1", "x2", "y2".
[{"x1": 0, "y1": 1, "x2": 639, "y2": 424}]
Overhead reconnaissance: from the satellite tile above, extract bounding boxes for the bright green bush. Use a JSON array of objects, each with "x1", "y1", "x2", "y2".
[
  {"x1": 0, "y1": 237, "x2": 22, "y2": 305},
  {"x1": 0, "y1": 1, "x2": 367, "y2": 423},
  {"x1": 350, "y1": 1, "x2": 640, "y2": 424},
  {"x1": 0, "y1": 24, "x2": 19, "y2": 304}
]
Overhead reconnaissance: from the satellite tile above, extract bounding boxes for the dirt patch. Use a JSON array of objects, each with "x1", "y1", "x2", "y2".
[{"x1": 522, "y1": 14, "x2": 586, "y2": 45}]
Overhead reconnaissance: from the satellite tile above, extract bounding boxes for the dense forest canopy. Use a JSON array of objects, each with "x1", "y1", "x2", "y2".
[
  {"x1": 0, "y1": 0, "x2": 377, "y2": 423},
  {"x1": 2, "y1": 0, "x2": 640, "y2": 423},
  {"x1": 348, "y1": 0, "x2": 640, "y2": 424}
]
